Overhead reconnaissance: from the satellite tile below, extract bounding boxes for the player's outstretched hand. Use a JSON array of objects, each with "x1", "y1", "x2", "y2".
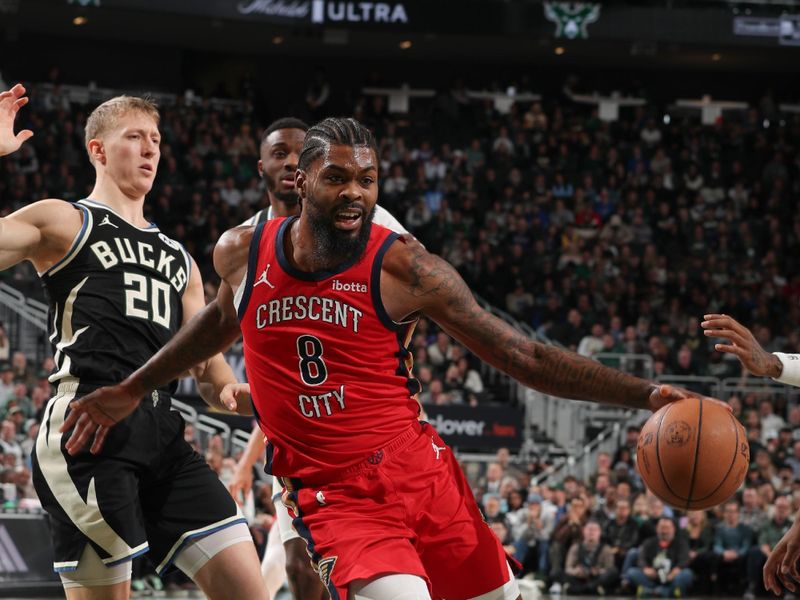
[
  {"x1": 647, "y1": 384, "x2": 730, "y2": 414},
  {"x1": 0, "y1": 84, "x2": 34, "y2": 157},
  {"x1": 220, "y1": 382, "x2": 250, "y2": 412},
  {"x1": 60, "y1": 383, "x2": 142, "y2": 455},
  {"x1": 702, "y1": 313, "x2": 782, "y2": 378},
  {"x1": 764, "y1": 520, "x2": 800, "y2": 595}
]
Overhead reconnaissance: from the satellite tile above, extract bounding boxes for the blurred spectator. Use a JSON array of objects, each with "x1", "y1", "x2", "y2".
[
  {"x1": 483, "y1": 494, "x2": 506, "y2": 524},
  {"x1": 614, "y1": 426, "x2": 641, "y2": 468},
  {"x1": 520, "y1": 493, "x2": 555, "y2": 575},
  {"x1": 0, "y1": 420, "x2": 22, "y2": 463},
  {"x1": 603, "y1": 498, "x2": 639, "y2": 571},
  {"x1": 564, "y1": 520, "x2": 618, "y2": 595},
  {"x1": 759, "y1": 399, "x2": 786, "y2": 443},
  {"x1": 550, "y1": 309, "x2": 585, "y2": 350},
  {"x1": 683, "y1": 510, "x2": 715, "y2": 595},
  {"x1": 0, "y1": 324, "x2": 9, "y2": 361},
  {"x1": 578, "y1": 323, "x2": 605, "y2": 358},
  {"x1": 3, "y1": 383, "x2": 32, "y2": 419},
  {"x1": 626, "y1": 517, "x2": 692, "y2": 598},
  {"x1": 713, "y1": 501, "x2": 753, "y2": 595},
  {"x1": 740, "y1": 486, "x2": 768, "y2": 531},
  {"x1": 11, "y1": 352, "x2": 35, "y2": 388},
  {"x1": 480, "y1": 464, "x2": 504, "y2": 497},
  {"x1": 427, "y1": 332, "x2": 454, "y2": 369},
  {"x1": 0, "y1": 362, "x2": 14, "y2": 404},
  {"x1": 549, "y1": 495, "x2": 589, "y2": 592},
  {"x1": 743, "y1": 494, "x2": 792, "y2": 599}
]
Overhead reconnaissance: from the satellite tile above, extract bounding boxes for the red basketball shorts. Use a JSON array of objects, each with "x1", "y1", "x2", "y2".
[{"x1": 280, "y1": 421, "x2": 516, "y2": 599}]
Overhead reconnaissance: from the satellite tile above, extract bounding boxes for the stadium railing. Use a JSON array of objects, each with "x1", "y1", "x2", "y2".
[
  {"x1": 530, "y1": 410, "x2": 644, "y2": 486},
  {"x1": 33, "y1": 82, "x2": 246, "y2": 111},
  {"x1": 0, "y1": 282, "x2": 50, "y2": 361}
]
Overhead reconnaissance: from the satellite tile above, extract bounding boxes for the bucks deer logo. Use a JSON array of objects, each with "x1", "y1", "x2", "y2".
[{"x1": 544, "y1": 2, "x2": 601, "y2": 39}]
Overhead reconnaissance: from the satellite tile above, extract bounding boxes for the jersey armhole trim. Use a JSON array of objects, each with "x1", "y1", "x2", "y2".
[
  {"x1": 370, "y1": 232, "x2": 402, "y2": 332},
  {"x1": 41, "y1": 205, "x2": 93, "y2": 278},
  {"x1": 179, "y1": 245, "x2": 192, "y2": 297},
  {"x1": 236, "y1": 220, "x2": 267, "y2": 322},
  {"x1": 257, "y1": 207, "x2": 272, "y2": 225}
]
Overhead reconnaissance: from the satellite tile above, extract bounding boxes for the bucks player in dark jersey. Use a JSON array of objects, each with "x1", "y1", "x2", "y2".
[{"x1": 0, "y1": 84, "x2": 267, "y2": 599}]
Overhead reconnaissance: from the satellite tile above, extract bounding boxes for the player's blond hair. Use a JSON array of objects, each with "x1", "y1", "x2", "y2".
[{"x1": 85, "y1": 95, "x2": 160, "y2": 162}]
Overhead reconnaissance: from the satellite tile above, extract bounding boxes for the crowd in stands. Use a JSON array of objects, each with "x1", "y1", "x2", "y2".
[
  {"x1": 465, "y1": 444, "x2": 800, "y2": 598},
  {"x1": 3, "y1": 77, "x2": 800, "y2": 402},
  {"x1": 0, "y1": 77, "x2": 800, "y2": 595}
]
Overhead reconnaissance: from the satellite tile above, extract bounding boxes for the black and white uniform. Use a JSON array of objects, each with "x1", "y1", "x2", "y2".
[{"x1": 32, "y1": 199, "x2": 244, "y2": 575}]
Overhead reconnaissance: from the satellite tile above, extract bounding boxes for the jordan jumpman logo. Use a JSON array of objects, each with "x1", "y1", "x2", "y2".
[
  {"x1": 98, "y1": 214, "x2": 118, "y2": 228},
  {"x1": 254, "y1": 264, "x2": 275, "y2": 289}
]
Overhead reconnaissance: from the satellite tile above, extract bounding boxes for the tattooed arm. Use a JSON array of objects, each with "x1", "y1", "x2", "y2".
[{"x1": 382, "y1": 238, "x2": 680, "y2": 412}]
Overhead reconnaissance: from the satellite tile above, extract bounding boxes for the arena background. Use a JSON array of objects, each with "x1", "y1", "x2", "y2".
[{"x1": 1, "y1": 0, "x2": 800, "y2": 597}]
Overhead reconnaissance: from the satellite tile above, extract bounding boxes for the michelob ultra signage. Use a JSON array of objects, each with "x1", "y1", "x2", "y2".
[{"x1": 236, "y1": 0, "x2": 409, "y2": 24}]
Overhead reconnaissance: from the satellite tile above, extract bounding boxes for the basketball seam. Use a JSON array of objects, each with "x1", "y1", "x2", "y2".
[
  {"x1": 655, "y1": 404, "x2": 687, "y2": 504},
  {"x1": 685, "y1": 397, "x2": 703, "y2": 510},
  {"x1": 690, "y1": 412, "x2": 740, "y2": 503}
]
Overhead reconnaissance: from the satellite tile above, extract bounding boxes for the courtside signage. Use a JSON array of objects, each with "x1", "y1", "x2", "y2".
[{"x1": 425, "y1": 405, "x2": 524, "y2": 451}]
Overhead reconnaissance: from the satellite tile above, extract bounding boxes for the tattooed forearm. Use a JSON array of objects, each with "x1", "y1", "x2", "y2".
[
  {"x1": 470, "y1": 309, "x2": 652, "y2": 409},
  {"x1": 524, "y1": 343, "x2": 653, "y2": 409},
  {"x1": 409, "y1": 247, "x2": 654, "y2": 410},
  {"x1": 130, "y1": 300, "x2": 241, "y2": 395}
]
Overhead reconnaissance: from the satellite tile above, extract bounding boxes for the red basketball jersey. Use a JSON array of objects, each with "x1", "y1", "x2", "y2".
[{"x1": 237, "y1": 217, "x2": 421, "y2": 479}]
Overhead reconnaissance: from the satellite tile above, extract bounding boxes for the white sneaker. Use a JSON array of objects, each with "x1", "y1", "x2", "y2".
[{"x1": 549, "y1": 582, "x2": 563, "y2": 595}]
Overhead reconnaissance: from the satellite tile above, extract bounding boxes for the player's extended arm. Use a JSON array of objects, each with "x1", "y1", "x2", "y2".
[
  {"x1": 701, "y1": 314, "x2": 792, "y2": 381},
  {"x1": 383, "y1": 240, "x2": 693, "y2": 412},
  {"x1": 182, "y1": 256, "x2": 252, "y2": 415},
  {"x1": 61, "y1": 228, "x2": 251, "y2": 454},
  {"x1": 0, "y1": 85, "x2": 80, "y2": 271}
]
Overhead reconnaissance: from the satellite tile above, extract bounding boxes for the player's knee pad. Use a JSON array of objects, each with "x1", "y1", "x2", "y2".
[
  {"x1": 173, "y1": 521, "x2": 253, "y2": 578},
  {"x1": 351, "y1": 574, "x2": 431, "y2": 600},
  {"x1": 59, "y1": 544, "x2": 132, "y2": 589}
]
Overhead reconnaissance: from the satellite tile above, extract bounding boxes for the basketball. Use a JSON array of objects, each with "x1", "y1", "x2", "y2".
[{"x1": 636, "y1": 397, "x2": 749, "y2": 510}]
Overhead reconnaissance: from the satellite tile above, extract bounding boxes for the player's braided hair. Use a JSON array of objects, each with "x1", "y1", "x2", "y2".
[{"x1": 298, "y1": 117, "x2": 377, "y2": 171}]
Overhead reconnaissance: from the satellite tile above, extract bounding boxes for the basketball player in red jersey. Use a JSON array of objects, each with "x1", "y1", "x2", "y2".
[
  {"x1": 233, "y1": 116, "x2": 408, "y2": 600},
  {"x1": 64, "y1": 118, "x2": 709, "y2": 600}
]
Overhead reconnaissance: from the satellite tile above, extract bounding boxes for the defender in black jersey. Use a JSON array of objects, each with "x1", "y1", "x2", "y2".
[{"x1": 0, "y1": 85, "x2": 266, "y2": 599}]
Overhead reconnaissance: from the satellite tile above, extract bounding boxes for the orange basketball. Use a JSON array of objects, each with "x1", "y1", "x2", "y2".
[{"x1": 636, "y1": 397, "x2": 749, "y2": 510}]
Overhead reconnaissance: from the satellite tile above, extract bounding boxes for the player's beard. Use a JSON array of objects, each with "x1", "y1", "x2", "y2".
[
  {"x1": 266, "y1": 173, "x2": 300, "y2": 206},
  {"x1": 306, "y1": 196, "x2": 376, "y2": 268},
  {"x1": 273, "y1": 189, "x2": 300, "y2": 205}
]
